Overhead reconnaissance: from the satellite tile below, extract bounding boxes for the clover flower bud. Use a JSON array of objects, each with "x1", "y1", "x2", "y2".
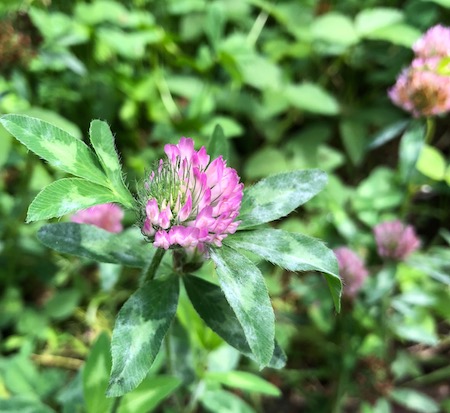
[
  {"x1": 71, "y1": 203, "x2": 124, "y2": 233},
  {"x1": 140, "y1": 137, "x2": 243, "y2": 250},
  {"x1": 374, "y1": 220, "x2": 420, "y2": 261},
  {"x1": 334, "y1": 247, "x2": 368, "y2": 298}
]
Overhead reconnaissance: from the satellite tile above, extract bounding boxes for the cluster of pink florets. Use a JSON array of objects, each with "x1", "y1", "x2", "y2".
[
  {"x1": 373, "y1": 220, "x2": 420, "y2": 261},
  {"x1": 333, "y1": 247, "x2": 368, "y2": 298},
  {"x1": 334, "y1": 219, "x2": 420, "y2": 298},
  {"x1": 389, "y1": 25, "x2": 450, "y2": 117},
  {"x1": 141, "y1": 137, "x2": 243, "y2": 250}
]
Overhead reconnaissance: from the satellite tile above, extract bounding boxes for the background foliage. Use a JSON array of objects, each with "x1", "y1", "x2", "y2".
[{"x1": 0, "y1": 0, "x2": 449, "y2": 412}]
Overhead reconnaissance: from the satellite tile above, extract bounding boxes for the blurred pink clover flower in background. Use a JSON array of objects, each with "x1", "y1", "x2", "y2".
[
  {"x1": 388, "y1": 58, "x2": 450, "y2": 117},
  {"x1": 374, "y1": 220, "x2": 420, "y2": 261},
  {"x1": 413, "y1": 24, "x2": 450, "y2": 59},
  {"x1": 333, "y1": 247, "x2": 368, "y2": 298},
  {"x1": 71, "y1": 203, "x2": 124, "y2": 233}
]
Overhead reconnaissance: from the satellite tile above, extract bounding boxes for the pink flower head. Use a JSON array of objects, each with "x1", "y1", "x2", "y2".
[
  {"x1": 388, "y1": 58, "x2": 450, "y2": 117},
  {"x1": 71, "y1": 203, "x2": 124, "y2": 233},
  {"x1": 333, "y1": 247, "x2": 368, "y2": 298},
  {"x1": 141, "y1": 137, "x2": 243, "y2": 250},
  {"x1": 413, "y1": 24, "x2": 450, "y2": 59},
  {"x1": 374, "y1": 220, "x2": 420, "y2": 261}
]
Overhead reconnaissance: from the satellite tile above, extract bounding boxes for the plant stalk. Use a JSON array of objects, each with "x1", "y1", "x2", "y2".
[{"x1": 142, "y1": 248, "x2": 166, "y2": 285}]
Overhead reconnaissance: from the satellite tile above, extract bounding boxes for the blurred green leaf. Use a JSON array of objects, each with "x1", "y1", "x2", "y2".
[
  {"x1": 368, "y1": 119, "x2": 409, "y2": 149},
  {"x1": 389, "y1": 388, "x2": 439, "y2": 413},
  {"x1": 201, "y1": 389, "x2": 256, "y2": 413},
  {"x1": 355, "y1": 8, "x2": 404, "y2": 36},
  {"x1": 0, "y1": 125, "x2": 12, "y2": 168},
  {"x1": 27, "y1": 178, "x2": 117, "y2": 222},
  {"x1": 244, "y1": 147, "x2": 289, "y2": 179},
  {"x1": 107, "y1": 274, "x2": 179, "y2": 396},
  {"x1": 38, "y1": 224, "x2": 151, "y2": 268},
  {"x1": 416, "y1": 144, "x2": 447, "y2": 181},
  {"x1": 339, "y1": 119, "x2": 367, "y2": 165},
  {"x1": 43, "y1": 289, "x2": 81, "y2": 320},
  {"x1": 0, "y1": 397, "x2": 55, "y2": 413},
  {"x1": 0, "y1": 115, "x2": 107, "y2": 186},
  {"x1": 311, "y1": 13, "x2": 359, "y2": 47},
  {"x1": 207, "y1": 124, "x2": 230, "y2": 160},
  {"x1": 205, "y1": 371, "x2": 281, "y2": 396},
  {"x1": 117, "y1": 376, "x2": 181, "y2": 413},
  {"x1": 285, "y1": 83, "x2": 339, "y2": 115},
  {"x1": 238, "y1": 170, "x2": 328, "y2": 229},
  {"x1": 210, "y1": 245, "x2": 275, "y2": 368},
  {"x1": 183, "y1": 275, "x2": 286, "y2": 368},
  {"x1": 366, "y1": 23, "x2": 421, "y2": 47},
  {"x1": 83, "y1": 333, "x2": 113, "y2": 413},
  {"x1": 399, "y1": 120, "x2": 426, "y2": 184}
]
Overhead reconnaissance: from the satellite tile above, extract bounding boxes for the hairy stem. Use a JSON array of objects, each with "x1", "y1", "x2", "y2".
[{"x1": 141, "y1": 248, "x2": 166, "y2": 285}]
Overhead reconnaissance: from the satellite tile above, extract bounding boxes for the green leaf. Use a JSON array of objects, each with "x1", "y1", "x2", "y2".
[
  {"x1": 183, "y1": 275, "x2": 286, "y2": 369},
  {"x1": 416, "y1": 144, "x2": 447, "y2": 181},
  {"x1": 207, "y1": 124, "x2": 230, "y2": 160},
  {"x1": 38, "y1": 223, "x2": 151, "y2": 268},
  {"x1": 339, "y1": 119, "x2": 367, "y2": 165},
  {"x1": 89, "y1": 120, "x2": 135, "y2": 208},
  {"x1": 0, "y1": 114, "x2": 107, "y2": 185},
  {"x1": 83, "y1": 333, "x2": 113, "y2": 413},
  {"x1": 27, "y1": 178, "x2": 117, "y2": 222},
  {"x1": 0, "y1": 397, "x2": 55, "y2": 413},
  {"x1": 238, "y1": 170, "x2": 327, "y2": 229},
  {"x1": 399, "y1": 120, "x2": 426, "y2": 184},
  {"x1": 225, "y1": 229, "x2": 342, "y2": 312},
  {"x1": 355, "y1": 8, "x2": 404, "y2": 36},
  {"x1": 285, "y1": 83, "x2": 339, "y2": 115},
  {"x1": 425, "y1": 0, "x2": 450, "y2": 7},
  {"x1": 43, "y1": 289, "x2": 81, "y2": 320},
  {"x1": 366, "y1": 23, "x2": 421, "y2": 47},
  {"x1": 107, "y1": 275, "x2": 179, "y2": 397},
  {"x1": 201, "y1": 389, "x2": 256, "y2": 413},
  {"x1": 19, "y1": 107, "x2": 83, "y2": 139},
  {"x1": 368, "y1": 119, "x2": 409, "y2": 149},
  {"x1": 244, "y1": 147, "x2": 289, "y2": 180},
  {"x1": 0, "y1": 124, "x2": 12, "y2": 168},
  {"x1": 209, "y1": 245, "x2": 275, "y2": 368},
  {"x1": 311, "y1": 12, "x2": 359, "y2": 47},
  {"x1": 117, "y1": 376, "x2": 181, "y2": 413},
  {"x1": 389, "y1": 388, "x2": 439, "y2": 413},
  {"x1": 205, "y1": 371, "x2": 281, "y2": 396}
]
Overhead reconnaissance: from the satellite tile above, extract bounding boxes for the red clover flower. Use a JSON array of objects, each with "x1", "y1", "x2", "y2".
[
  {"x1": 413, "y1": 24, "x2": 450, "y2": 59},
  {"x1": 374, "y1": 220, "x2": 420, "y2": 261},
  {"x1": 333, "y1": 247, "x2": 368, "y2": 298},
  {"x1": 140, "y1": 137, "x2": 243, "y2": 251},
  {"x1": 389, "y1": 24, "x2": 450, "y2": 117},
  {"x1": 389, "y1": 58, "x2": 450, "y2": 117},
  {"x1": 71, "y1": 203, "x2": 124, "y2": 233}
]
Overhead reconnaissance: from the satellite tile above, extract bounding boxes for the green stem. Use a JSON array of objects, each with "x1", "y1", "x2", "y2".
[
  {"x1": 425, "y1": 117, "x2": 435, "y2": 145},
  {"x1": 110, "y1": 397, "x2": 121, "y2": 413},
  {"x1": 141, "y1": 248, "x2": 166, "y2": 285}
]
